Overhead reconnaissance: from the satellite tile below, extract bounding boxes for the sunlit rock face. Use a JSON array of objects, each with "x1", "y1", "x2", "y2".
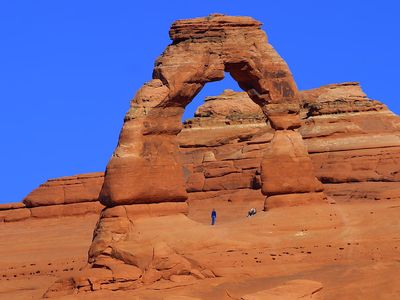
[{"x1": 98, "y1": 13, "x2": 318, "y2": 208}]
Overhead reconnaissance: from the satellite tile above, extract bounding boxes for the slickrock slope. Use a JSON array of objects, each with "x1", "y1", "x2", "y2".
[
  {"x1": 1, "y1": 200, "x2": 400, "y2": 299},
  {"x1": 23, "y1": 172, "x2": 105, "y2": 218},
  {"x1": 0, "y1": 173, "x2": 104, "y2": 222},
  {"x1": 23, "y1": 172, "x2": 104, "y2": 207}
]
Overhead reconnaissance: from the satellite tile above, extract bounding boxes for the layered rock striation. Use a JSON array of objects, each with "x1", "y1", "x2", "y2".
[
  {"x1": 180, "y1": 82, "x2": 400, "y2": 204},
  {"x1": 23, "y1": 172, "x2": 104, "y2": 207},
  {"x1": 99, "y1": 13, "x2": 318, "y2": 208},
  {"x1": 0, "y1": 173, "x2": 104, "y2": 222}
]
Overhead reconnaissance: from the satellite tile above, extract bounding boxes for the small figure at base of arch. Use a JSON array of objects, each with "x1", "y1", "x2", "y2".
[{"x1": 211, "y1": 208, "x2": 217, "y2": 225}]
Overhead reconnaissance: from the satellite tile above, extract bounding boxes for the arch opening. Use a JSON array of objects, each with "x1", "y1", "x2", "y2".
[{"x1": 181, "y1": 72, "x2": 242, "y2": 123}]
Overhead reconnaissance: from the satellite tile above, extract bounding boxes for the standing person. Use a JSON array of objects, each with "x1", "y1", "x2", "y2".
[{"x1": 211, "y1": 208, "x2": 217, "y2": 225}]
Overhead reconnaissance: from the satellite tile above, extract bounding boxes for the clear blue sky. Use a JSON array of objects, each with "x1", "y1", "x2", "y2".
[{"x1": 1, "y1": 1, "x2": 399, "y2": 204}]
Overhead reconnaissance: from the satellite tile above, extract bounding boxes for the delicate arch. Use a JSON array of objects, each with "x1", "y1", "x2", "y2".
[{"x1": 99, "y1": 14, "x2": 322, "y2": 207}]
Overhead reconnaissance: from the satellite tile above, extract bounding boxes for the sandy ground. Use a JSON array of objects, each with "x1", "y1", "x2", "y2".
[{"x1": 0, "y1": 198, "x2": 399, "y2": 299}]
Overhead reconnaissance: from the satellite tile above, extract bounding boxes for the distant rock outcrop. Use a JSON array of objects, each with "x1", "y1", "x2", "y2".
[
  {"x1": 0, "y1": 173, "x2": 104, "y2": 222},
  {"x1": 180, "y1": 81, "x2": 400, "y2": 204},
  {"x1": 23, "y1": 172, "x2": 104, "y2": 207}
]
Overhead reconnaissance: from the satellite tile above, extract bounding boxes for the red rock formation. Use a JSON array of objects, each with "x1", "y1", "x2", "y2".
[
  {"x1": 99, "y1": 13, "x2": 312, "y2": 208},
  {"x1": 44, "y1": 14, "x2": 325, "y2": 296},
  {"x1": 0, "y1": 207, "x2": 30, "y2": 222},
  {"x1": 183, "y1": 89, "x2": 266, "y2": 128},
  {"x1": 180, "y1": 81, "x2": 400, "y2": 203},
  {"x1": 299, "y1": 82, "x2": 387, "y2": 116},
  {"x1": 0, "y1": 173, "x2": 104, "y2": 222},
  {"x1": 0, "y1": 201, "x2": 104, "y2": 222},
  {"x1": 299, "y1": 82, "x2": 400, "y2": 201},
  {"x1": 30, "y1": 201, "x2": 103, "y2": 219},
  {"x1": 23, "y1": 172, "x2": 104, "y2": 207},
  {"x1": 261, "y1": 130, "x2": 325, "y2": 210}
]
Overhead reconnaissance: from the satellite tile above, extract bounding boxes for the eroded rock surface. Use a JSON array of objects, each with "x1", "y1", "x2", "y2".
[
  {"x1": 180, "y1": 81, "x2": 400, "y2": 204},
  {"x1": 99, "y1": 13, "x2": 313, "y2": 208},
  {"x1": 0, "y1": 173, "x2": 105, "y2": 222},
  {"x1": 23, "y1": 172, "x2": 104, "y2": 207}
]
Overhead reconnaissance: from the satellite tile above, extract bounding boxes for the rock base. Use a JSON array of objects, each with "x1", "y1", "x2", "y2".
[{"x1": 44, "y1": 202, "x2": 214, "y2": 297}]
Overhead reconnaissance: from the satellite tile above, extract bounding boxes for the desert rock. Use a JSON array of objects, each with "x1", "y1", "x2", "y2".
[
  {"x1": 23, "y1": 172, "x2": 104, "y2": 207},
  {"x1": 99, "y1": 13, "x2": 311, "y2": 207}
]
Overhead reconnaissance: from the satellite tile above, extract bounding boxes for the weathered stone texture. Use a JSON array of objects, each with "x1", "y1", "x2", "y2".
[{"x1": 23, "y1": 172, "x2": 104, "y2": 207}]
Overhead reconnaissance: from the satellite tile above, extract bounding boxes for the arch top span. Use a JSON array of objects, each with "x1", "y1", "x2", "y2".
[{"x1": 152, "y1": 14, "x2": 300, "y2": 129}]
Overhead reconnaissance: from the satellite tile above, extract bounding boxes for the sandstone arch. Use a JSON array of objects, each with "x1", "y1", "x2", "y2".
[
  {"x1": 44, "y1": 14, "x2": 327, "y2": 296},
  {"x1": 100, "y1": 14, "x2": 322, "y2": 208}
]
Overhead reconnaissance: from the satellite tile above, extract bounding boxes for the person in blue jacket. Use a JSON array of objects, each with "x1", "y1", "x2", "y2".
[{"x1": 211, "y1": 208, "x2": 217, "y2": 225}]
